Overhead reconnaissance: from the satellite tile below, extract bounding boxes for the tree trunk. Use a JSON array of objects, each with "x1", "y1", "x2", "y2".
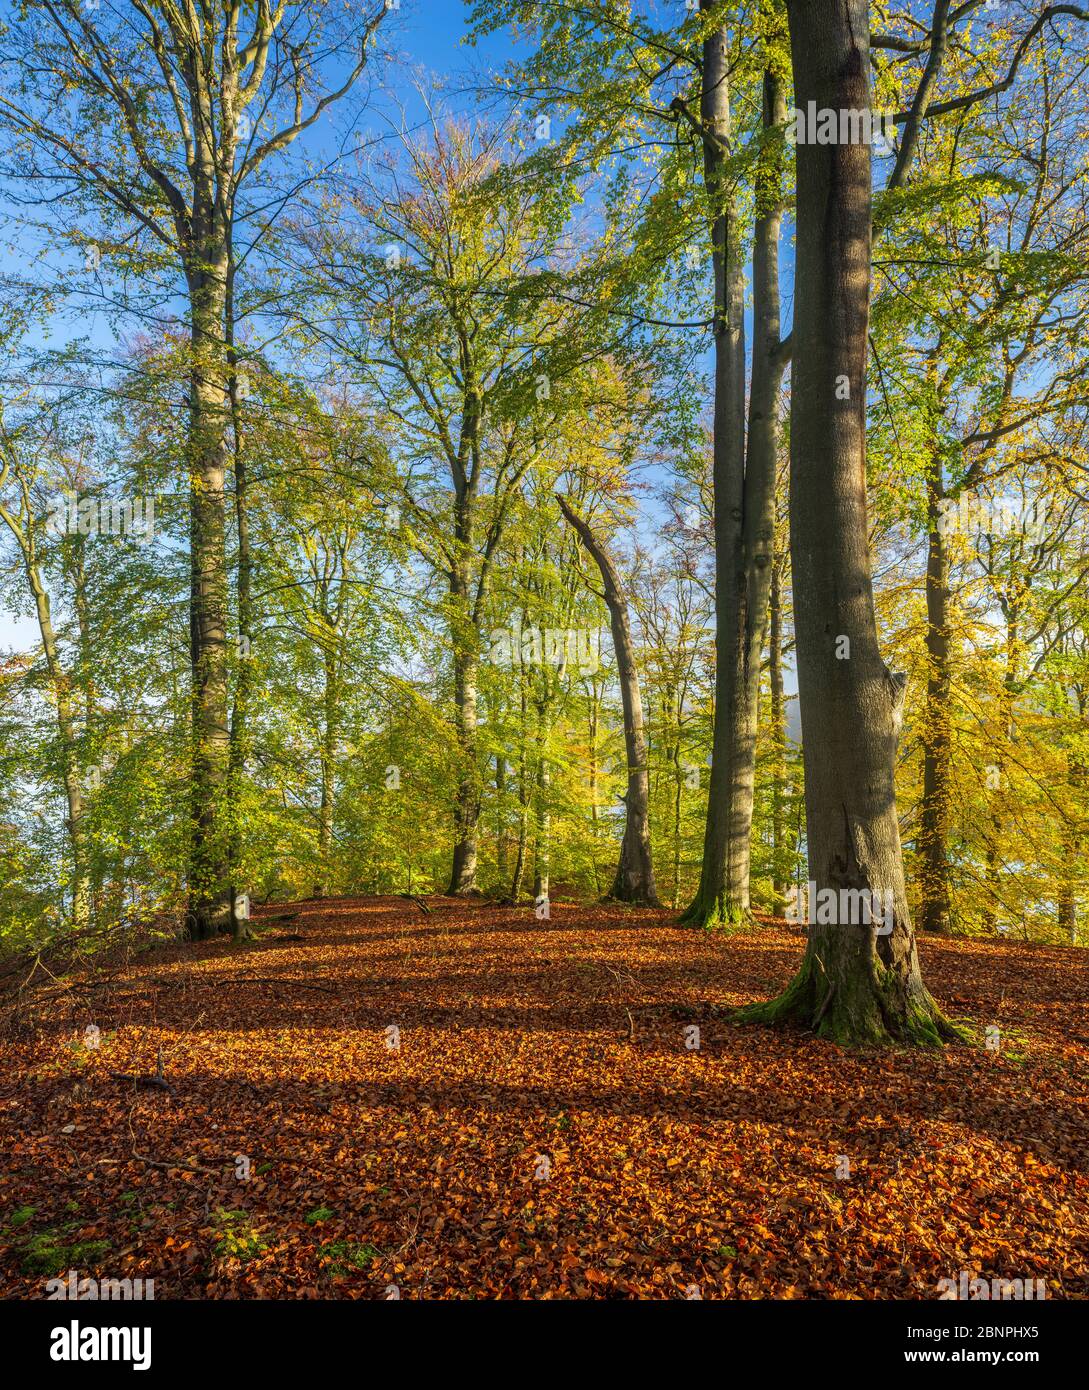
[
  {"x1": 495, "y1": 755, "x2": 509, "y2": 888},
  {"x1": 225, "y1": 245, "x2": 254, "y2": 940},
  {"x1": 532, "y1": 751, "x2": 550, "y2": 902},
  {"x1": 983, "y1": 614, "x2": 1019, "y2": 932},
  {"x1": 506, "y1": 669, "x2": 531, "y2": 904},
  {"x1": 1059, "y1": 701, "x2": 1085, "y2": 941},
  {"x1": 29, "y1": 549, "x2": 89, "y2": 927},
  {"x1": 447, "y1": 640, "x2": 481, "y2": 894},
  {"x1": 738, "y1": 0, "x2": 956, "y2": 1045},
  {"x1": 557, "y1": 494, "x2": 659, "y2": 904},
  {"x1": 225, "y1": 241, "x2": 253, "y2": 940},
  {"x1": 729, "y1": 65, "x2": 790, "y2": 915},
  {"x1": 185, "y1": 198, "x2": 232, "y2": 941},
  {"x1": 918, "y1": 451, "x2": 953, "y2": 933},
  {"x1": 0, "y1": 477, "x2": 89, "y2": 926},
  {"x1": 769, "y1": 536, "x2": 789, "y2": 915},
  {"x1": 314, "y1": 646, "x2": 337, "y2": 900},
  {"x1": 679, "y1": 13, "x2": 749, "y2": 925}
]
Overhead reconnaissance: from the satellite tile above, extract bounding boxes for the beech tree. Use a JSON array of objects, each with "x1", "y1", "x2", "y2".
[
  {"x1": 0, "y1": 0, "x2": 391, "y2": 936},
  {"x1": 738, "y1": 0, "x2": 957, "y2": 1044},
  {"x1": 557, "y1": 494, "x2": 659, "y2": 905}
]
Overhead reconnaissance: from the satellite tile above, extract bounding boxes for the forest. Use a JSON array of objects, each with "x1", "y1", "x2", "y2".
[{"x1": 0, "y1": 0, "x2": 1086, "y2": 1323}]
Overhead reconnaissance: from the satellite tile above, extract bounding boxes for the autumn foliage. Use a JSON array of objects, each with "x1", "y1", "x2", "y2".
[{"x1": 2, "y1": 896, "x2": 1085, "y2": 1299}]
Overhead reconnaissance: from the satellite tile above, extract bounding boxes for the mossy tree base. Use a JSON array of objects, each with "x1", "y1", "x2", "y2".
[
  {"x1": 679, "y1": 891, "x2": 752, "y2": 930},
  {"x1": 735, "y1": 950, "x2": 964, "y2": 1047}
]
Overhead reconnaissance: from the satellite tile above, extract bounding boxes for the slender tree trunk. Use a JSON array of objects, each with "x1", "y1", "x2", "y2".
[
  {"x1": 448, "y1": 639, "x2": 481, "y2": 894},
  {"x1": 739, "y1": 0, "x2": 956, "y2": 1045},
  {"x1": 507, "y1": 669, "x2": 531, "y2": 904},
  {"x1": 726, "y1": 65, "x2": 790, "y2": 915},
  {"x1": 532, "y1": 750, "x2": 550, "y2": 902},
  {"x1": 0, "y1": 479, "x2": 89, "y2": 926},
  {"x1": 314, "y1": 647, "x2": 338, "y2": 899},
  {"x1": 769, "y1": 541, "x2": 789, "y2": 915},
  {"x1": 496, "y1": 755, "x2": 509, "y2": 888},
  {"x1": 226, "y1": 241, "x2": 253, "y2": 941},
  {"x1": 679, "y1": 13, "x2": 748, "y2": 926},
  {"x1": 588, "y1": 683, "x2": 605, "y2": 895},
  {"x1": 557, "y1": 495, "x2": 660, "y2": 904},
  {"x1": 665, "y1": 686, "x2": 684, "y2": 910},
  {"x1": 185, "y1": 195, "x2": 232, "y2": 940},
  {"x1": 447, "y1": 410, "x2": 483, "y2": 893},
  {"x1": 1059, "y1": 700, "x2": 1085, "y2": 941},
  {"x1": 510, "y1": 773, "x2": 529, "y2": 904},
  {"x1": 983, "y1": 616, "x2": 1019, "y2": 932},
  {"x1": 918, "y1": 448, "x2": 954, "y2": 933},
  {"x1": 68, "y1": 537, "x2": 101, "y2": 922},
  {"x1": 29, "y1": 553, "x2": 89, "y2": 927}
]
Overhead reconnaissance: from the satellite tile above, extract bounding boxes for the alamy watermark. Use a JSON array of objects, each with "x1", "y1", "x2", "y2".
[
  {"x1": 937, "y1": 495, "x2": 1051, "y2": 544},
  {"x1": 488, "y1": 617, "x2": 601, "y2": 675},
  {"x1": 46, "y1": 495, "x2": 155, "y2": 543},
  {"x1": 786, "y1": 880, "x2": 894, "y2": 935},
  {"x1": 936, "y1": 1270, "x2": 1046, "y2": 1301},
  {"x1": 785, "y1": 103, "x2": 896, "y2": 152},
  {"x1": 46, "y1": 1270, "x2": 155, "y2": 1300}
]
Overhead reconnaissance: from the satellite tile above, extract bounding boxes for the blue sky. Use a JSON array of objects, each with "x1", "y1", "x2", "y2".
[
  {"x1": 0, "y1": 0, "x2": 799, "y2": 734},
  {"x1": 0, "y1": 0, "x2": 503, "y2": 652}
]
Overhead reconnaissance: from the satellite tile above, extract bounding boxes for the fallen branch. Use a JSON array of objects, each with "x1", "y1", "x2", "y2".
[
  {"x1": 214, "y1": 976, "x2": 337, "y2": 994},
  {"x1": 111, "y1": 1045, "x2": 176, "y2": 1097}
]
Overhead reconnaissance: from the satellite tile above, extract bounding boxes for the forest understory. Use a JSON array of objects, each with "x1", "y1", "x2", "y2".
[{"x1": 2, "y1": 896, "x2": 1086, "y2": 1301}]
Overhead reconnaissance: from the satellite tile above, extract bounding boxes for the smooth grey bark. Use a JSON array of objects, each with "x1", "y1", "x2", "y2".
[
  {"x1": 447, "y1": 638, "x2": 482, "y2": 895},
  {"x1": 226, "y1": 239, "x2": 253, "y2": 940},
  {"x1": 769, "y1": 520, "x2": 790, "y2": 916},
  {"x1": 675, "y1": 13, "x2": 748, "y2": 925},
  {"x1": 557, "y1": 494, "x2": 660, "y2": 905},
  {"x1": 446, "y1": 386, "x2": 485, "y2": 897},
  {"x1": 739, "y1": 0, "x2": 956, "y2": 1044},
  {"x1": 677, "y1": 33, "x2": 790, "y2": 925},
  {"x1": 729, "y1": 65, "x2": 791, "y2": 914}
]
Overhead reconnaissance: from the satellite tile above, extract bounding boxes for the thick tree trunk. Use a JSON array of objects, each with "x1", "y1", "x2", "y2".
[
  {"x1": 557, "y1": 495, "x2": 660, "y2": 904},
  {"x1": 738, "y1": 0, "x2": 956, "y2": 1045},
  {"x1": 918, "y1": 454, "x2": 953, "y2": 933}
]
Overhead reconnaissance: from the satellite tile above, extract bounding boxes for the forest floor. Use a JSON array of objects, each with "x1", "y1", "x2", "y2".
[{"x1": 1, "y1": 895, "x2": 1087, "y2": 1300}]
